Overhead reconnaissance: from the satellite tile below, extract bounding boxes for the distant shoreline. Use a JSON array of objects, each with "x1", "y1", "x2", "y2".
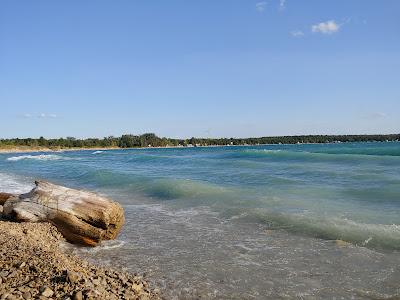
[
  {"x1": 0, "y1": 139, "x2": 399, "y2": 154},
  {"x1": 1, "y1": 133, "x2": 399, "y2": 154}
]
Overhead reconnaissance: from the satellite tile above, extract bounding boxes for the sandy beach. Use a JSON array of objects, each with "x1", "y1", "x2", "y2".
[{"x1": 0, "y1": 218, "x2": 159, "y2": 300}]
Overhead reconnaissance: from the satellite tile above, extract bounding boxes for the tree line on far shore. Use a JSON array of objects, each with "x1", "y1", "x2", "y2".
[{"x1": 0, "y1": 133, "x2": 399, "y2": 149}]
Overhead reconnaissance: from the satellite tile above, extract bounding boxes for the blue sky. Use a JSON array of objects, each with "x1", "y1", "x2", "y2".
[{"x1": 1, "y1": 0, "x2": 399, "y2": 138}]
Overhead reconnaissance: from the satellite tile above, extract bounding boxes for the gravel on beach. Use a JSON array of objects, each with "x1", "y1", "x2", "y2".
[{"x1": 0, "y1": 219, "x2": 160, "y2": 300}]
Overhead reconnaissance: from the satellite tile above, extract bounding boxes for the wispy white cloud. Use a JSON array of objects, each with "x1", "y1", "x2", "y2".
[
  {"x1": 311, "y1": 20, "x2": 340, "y2": 34},
  {"x1": 279, "y1": 0, "x2": 286, "y2": 10},
  {"x1": 19, "y1": 113, "x2": 57, "y2": 119},
  {"x1": 38, "y1": 113, "x2": 57, "y2": 118},
  {"x1": 365, "y1": 112, "x2": 387, "y2": 120},
  {"x1": 290, "y1": 30, "x2": 304, "y2": 37},
  {"x1": 256, "y1": 1, "x2": 267, "y2": 12}
]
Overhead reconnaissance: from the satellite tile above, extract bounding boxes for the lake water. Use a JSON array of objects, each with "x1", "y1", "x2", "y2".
[{"x1": 1, "y1": 142, "x2": 400, "y2": 299}]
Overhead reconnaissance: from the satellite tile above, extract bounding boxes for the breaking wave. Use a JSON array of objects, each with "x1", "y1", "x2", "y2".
[
  {"x1": 0, "y1": 173, "x2": 33, "y2": 194},
  {"x1": 238, "y1": 210, "x2": 400, "y2": 250},
  {"x1": 230, "y1": 149, "x2": 400, "y2": 163},
  {"x1": 6, "y1": 154, "x2": 65, "y2": 161}
]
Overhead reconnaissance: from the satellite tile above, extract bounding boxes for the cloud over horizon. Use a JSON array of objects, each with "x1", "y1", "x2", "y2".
[
  {"x1": 20, "y1": 113, "x2": 58, "y2": 119},
  {"x1": 364, "y1": 112, "x2": 388, "y2": 120}
]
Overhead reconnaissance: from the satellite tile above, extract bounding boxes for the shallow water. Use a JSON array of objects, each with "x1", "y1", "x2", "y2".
[{"x1": 1, "y1": 142, "x2": 400, "y2": 298}]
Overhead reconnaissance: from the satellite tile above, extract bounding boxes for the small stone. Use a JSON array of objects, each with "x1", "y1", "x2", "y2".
[
  {"x1": 17, "y1": 261, "x2": 26, "y2": 269},
  {"x1": 66, "y1": 271, "x2": 79, "y2": 284},
  {"x1": 23, "y1": 229, "x2": 28, "y2": 234},
  {"x1": 335, "y1": 239, "x2": 352, "y2": 247},
  {"x1": 132, "y1": 283, "x2": 143, "y2": 293},
  {"x1": 72, "y1": 291, "x2": 83, "y2": 300},
  {"x1": 39, "y1": 286, "x2": 53, "y2": 298},
  {"x1": 124, "y1": 292, "x2": 135, "y2": 299},
  {"x1": 7, "y1": 271, "x2": 17, "y2": 278},
  {"x1": 22, "y1": 291, "x2": 31, "y2": 299}
]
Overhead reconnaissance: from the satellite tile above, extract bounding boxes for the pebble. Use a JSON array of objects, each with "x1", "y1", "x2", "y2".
[
  {"x1": 40, "y1": 286, "x2": 54, "y2": 297},
  {"x1": 66, "y1": 271, "x2": 79, "y2": 284},
  {"x1": 0, "y1": 271, "x2": 9, "y2": 278},
  {"x1": 7, "y1": 271, "x2": 17, "y2": 278},
  {"x1": 72, "y1": 291, "x2": 82, "y2": 300}
]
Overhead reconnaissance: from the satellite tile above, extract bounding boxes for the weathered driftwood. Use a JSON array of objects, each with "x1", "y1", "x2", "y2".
[
  {"x1": 0, "y1": 192, "x2": 13, "y2": 205},
  {"x1": 2, "y1": 181, "x2": 124, "y2": 246}
]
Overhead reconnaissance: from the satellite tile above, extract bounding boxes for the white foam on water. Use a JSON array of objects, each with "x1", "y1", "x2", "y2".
[
  {"x1": 62, "y1": 239, "x2": 127, "y2": 254},
  {"x1": 6, "y1": 154, "x2": 65, "y2": 161},
  {"x1": 92, "y1": 151, "x2": 104, "y2": 154},
  {"x1": 363, "y1": 237, "x2": 373, "y2": 246},
  {"x1": 0, "y1": 173, "x2": 34, "y2": 194},
  {"x1": 245, "y1": 149, "x2": 282, "y2": 154}
]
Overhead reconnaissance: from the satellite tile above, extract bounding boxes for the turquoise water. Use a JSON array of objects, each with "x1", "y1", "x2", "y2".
[
  {"x1": 2, "y1": 142, "x2": 400, "y2": 249},
  {"x1": 1, "y1": 142, "x2": 400, "y2": 298}
]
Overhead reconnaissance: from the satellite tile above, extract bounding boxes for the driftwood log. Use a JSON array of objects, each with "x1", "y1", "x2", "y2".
[
  {"x1": 2, "y1": 181, "x2": 125, "y2": 246},
  {"x1": 0, "y1": 192, "x2": 13, "y2": 205}
]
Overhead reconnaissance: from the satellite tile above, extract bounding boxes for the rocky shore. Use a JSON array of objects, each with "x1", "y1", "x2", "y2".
[{"x1": 0, "y1": 220, "x2": 160, "y2": 300}]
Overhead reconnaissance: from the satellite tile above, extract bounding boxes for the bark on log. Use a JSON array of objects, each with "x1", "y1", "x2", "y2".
[{"x1": 2, "y1": 181, "x2": 125, "y2": 246}]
